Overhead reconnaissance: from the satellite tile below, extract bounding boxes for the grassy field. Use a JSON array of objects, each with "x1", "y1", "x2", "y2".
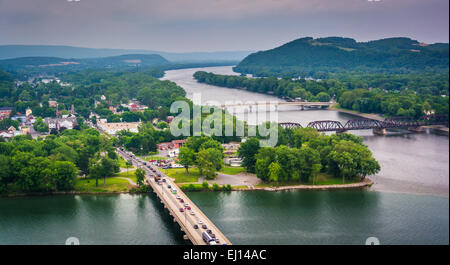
[
  {"x1": 75, "y1": 177, "x2": 133, "y2": 193},
  {"x1": 74, "y1": 170, "x2": 139, "y2": 193},
  {"x1": 118, "y1": 156, "x2": 133, "y2": 169},
  {"x1": 255, "y1": 173, "x2": 361, "y2": 188},
  {"x1": 219, "y1": 166, "x2": 246, "y2": 175},
  {"x1": 115, "y1": 170, "x2": 137, "y2": 183},
  {"x1": 165, "y1": 167, "x2": 201, "y2": 183}
]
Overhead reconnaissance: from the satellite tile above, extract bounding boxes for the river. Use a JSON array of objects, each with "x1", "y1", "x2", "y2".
[{"x1": 0, "y1": 66, "x2": 448, "y2": 245}]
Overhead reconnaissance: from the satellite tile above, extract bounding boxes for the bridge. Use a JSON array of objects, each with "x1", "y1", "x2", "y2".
[
  {"x1": 217, "y1": 101, "x2": 333, "y2": 112},
  {"x1": 116, "y1": 148, "x2": 232, "y2": 246},
  {"x1": 280, "y1": 114, "x2": 449, "y2": 134}
]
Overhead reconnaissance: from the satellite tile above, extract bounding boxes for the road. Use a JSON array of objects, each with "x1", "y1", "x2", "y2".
[{"x1": 116, "y1": 148, "x2": 232, "y2": 245}]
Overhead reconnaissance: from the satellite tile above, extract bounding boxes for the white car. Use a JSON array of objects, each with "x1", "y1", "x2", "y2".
[
  {"x1": 190, "y1": 211, "x2": 195, "y2": 215},
  {"x1": 184, "y1": 203, "x2": 189, "y2": 207},
  {"x1": 198, "y1": 220, "x2": 203, "y2": 224},
  {"x1": 176, "y1": 195, "x2": 181, "y2": 199}
]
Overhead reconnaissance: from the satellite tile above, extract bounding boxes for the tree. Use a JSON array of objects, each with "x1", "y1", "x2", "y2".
[
  {"x1": 268, "y1": 162, "x2": 281, "y2": 182},
  {"x1": 0, "y1": 155, "x2": 12, "y2": 192},
  {"x1": 135, "y1": 168, "x2": 145, "y2": 187},
  {"x1": 89, "y1": 156, "x2": 119, "y2": 187},
  {"x1": 298, "y1": 146, "x2": 322, "y2": 183},
  {"x1": 178, "y1": 147, "x2": 195, "y2": 174},
  {"x1": 196, "y1": 149, "x2": 218, "y2": 179},
  {"x1": 237, "y1": 137, "x2": 260, "y2": 173},
  {"x1": 328, "y1": 140, "x2": 380, "y2": 183},
  {"x1": 33, "y1": 117, "x2": 49, "y2": 133}
]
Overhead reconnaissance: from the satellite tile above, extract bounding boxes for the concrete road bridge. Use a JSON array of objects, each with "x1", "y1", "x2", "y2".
[{"x1": 116, "y1": 148, "x2": 232, "y2": 246}]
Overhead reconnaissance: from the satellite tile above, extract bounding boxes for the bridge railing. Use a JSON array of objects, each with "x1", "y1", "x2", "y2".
[{"x1": 278, "y1": 114, "x2": 448, "y2": 132}]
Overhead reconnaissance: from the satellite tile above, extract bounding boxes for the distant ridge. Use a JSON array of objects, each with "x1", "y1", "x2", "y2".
[
  {"x1": 0, "y1": 54, "x2": 169, "y2": 72},
  {"x1": 234, "y1": 37, "x2": 449, "y2": 76},
  {"x1": 0, "y1": 45, "x2": 252, "y2": 62}
]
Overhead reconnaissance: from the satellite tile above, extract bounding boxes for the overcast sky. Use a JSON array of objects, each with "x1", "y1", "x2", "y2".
[{"x1": 0, "y1": 0, "x2": 448, "y2": 52}]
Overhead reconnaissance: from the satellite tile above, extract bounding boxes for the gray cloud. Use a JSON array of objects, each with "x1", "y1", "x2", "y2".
[{"x1": 0, "y1": 0, "x2": 448, "y2": 52}]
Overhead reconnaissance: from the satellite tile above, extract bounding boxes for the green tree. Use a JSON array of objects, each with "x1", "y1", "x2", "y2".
[
  {"x1": 135, "y1": 168, "x2": 145, "y2": 187},
  {"x1": 33, "y1": 117, "x2": 49, "y2": 133},
  {"x1": 178, "y1": 147, "x2": 195, "y2": 174},
  {"x1": 237, "y1": 138, "x2": 260, "y2": 173},
  {"x1": 268, "y1": 162, "x2": 281, "y2": 182}
]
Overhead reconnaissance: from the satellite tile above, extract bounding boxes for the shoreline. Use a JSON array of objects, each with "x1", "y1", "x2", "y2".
[
  {"x1": 237, "y1": 178, "x2": 374, "y2": 192},
  {"x1": 0, "y1": 179, "x2": 374, "y2": 198}
]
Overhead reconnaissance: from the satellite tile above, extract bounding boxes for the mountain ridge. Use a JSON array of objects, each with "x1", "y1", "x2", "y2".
[
  {"x1": 234, "y1": 37, "x2": 449, "y2": 77},
  {"x1": 0, "y1": 45, "x2": 252, "y2": 62}
]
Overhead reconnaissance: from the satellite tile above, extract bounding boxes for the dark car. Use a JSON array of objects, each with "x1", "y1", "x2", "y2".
[
  {"x1": 162, "y1": 179, "x2": 166, "y2": 182},
  {"x1": 179, "y1": 208, "x2": 184, "y2": 212},
  {"x1": 210, "y1": 234, "x2": 216, "y2": 238},
  {"x1": 168, "y1": 185, "x2": 171, "y2": 189},
  {"x1": 206, "y1": 229, "x2": 212, "y2": 234},
  {"x1": 180, "y1": 199, "x2": 184, "y2": 203},
  {"x1": 202, "y1": 224, "x2": 207, "y2": 229},
  {"x1": 186, "y1": 206, "x2": 191, "y2": 210},
  {"x1": 193, "y1": 225, "x2": 199, "y2": 229}
]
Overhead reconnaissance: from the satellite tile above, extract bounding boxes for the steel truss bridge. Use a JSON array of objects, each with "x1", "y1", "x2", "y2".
[{"x1": 279, "y1": 115, "x2": 449, "y2": 132}]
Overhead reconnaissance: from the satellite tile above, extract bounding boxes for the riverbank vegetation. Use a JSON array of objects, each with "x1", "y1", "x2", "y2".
[
  {"x1": 0, "y1": 128, "x2": 127, "y2": 195},
  {"x1": 180, "y1": 181, "x2": 233, "y2": 192},
  {"x1": 193, "y1": 71, "x2": 449, "y2": 118},
  {"x1": 238, "y1": 128, "x2": 380, "y2": 185}
]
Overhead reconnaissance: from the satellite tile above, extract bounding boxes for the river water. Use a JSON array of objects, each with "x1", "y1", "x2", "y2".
[{"x1": 0, "y1": 66, "x2": 448, "y2": 245}]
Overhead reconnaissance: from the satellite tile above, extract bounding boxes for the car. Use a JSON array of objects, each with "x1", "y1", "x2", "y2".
[
  {"x1": 202, "y1": 224, "x2": 207, "y2": 229},
  {"x1": 179, "y1": 199, "x2": 184, "y2": 203},
  {"x1": 168, "y1": 185, "x2": 172, "y2": 189},
  {"x1": 176, "y1": 195, "x2": 181, "y2": 199},
  {"x1": 184, "y1": 203, "x2": 189, "y2": 207},
  {"x1": 157, "y1": 181, "x2": 162, "y2": 185},
  {"x1": 162, "y1": 179, "x2": 166, "y2": 182},
  {"x1": 206, "y1": 229, "x2": 212, "y2": 234},
  {"x1": 193, "y1": 225, "x2": 198, "y2": 229},
  {"x1": 215, "y1": 239, "x2": 220, "y2": 243},
  {"x1": 210, "y1": 233, "x2": 216, "y2": 239},
  {"x1": 179, "y1": 208, "x2": 184, "y2": 212},
  {"x1": 186, "y1": 206, "x2": 191, "y2": 210},
  {"x1": 198, "y1": 220, "x2": 203, "y2": 224},
  {"x1": 189, "y1": 210, "x2": 195, "y2": 215}
]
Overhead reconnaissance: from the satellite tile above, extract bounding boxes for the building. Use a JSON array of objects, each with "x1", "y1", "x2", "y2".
[
  {"x1": 44, "y1": 116, "x2": 78, "y2": 131},
  {"x1": 157, "y1": 139, "x2": 186, "y2": 151},
  {"x1": 222, "y1": 142, "x2": 241, "y2": 155},
  {"x1": 0, "y1": 126, "x2": 22, "y2": 140},
  {"x1": 97, "y1": 121, "x2": 140, "y2": 135},
  {"x1": 48, "y1": 100, "x2": 58, "y2": 108},
  {"x1": 0, "y1": 107, "x2": 13, "y2": 119},
  {"x1": 11, "y1": 114, "x2": 27, "y2": 124}
]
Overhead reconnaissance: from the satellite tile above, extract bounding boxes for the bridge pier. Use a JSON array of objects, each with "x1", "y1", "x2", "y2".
[
  {"x1": 408, "y1": 126, "x2": 425, "y2": 133},
  {"x1": 373, "y1": 128, "x2": 386, "y2": 135}
]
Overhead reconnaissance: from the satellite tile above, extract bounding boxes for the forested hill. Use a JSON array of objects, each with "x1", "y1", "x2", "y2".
[
  {"x1": 234, "y1": 37, "x2": 449, "y2": 77},
  {"x1": 0, "y1": 54, "x2": 170, "y2": 76}
]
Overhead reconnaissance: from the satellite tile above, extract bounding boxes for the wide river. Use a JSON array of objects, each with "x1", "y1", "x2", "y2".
[{"x1": 0, "y1": 66, "x2": 448, "y2": 245}]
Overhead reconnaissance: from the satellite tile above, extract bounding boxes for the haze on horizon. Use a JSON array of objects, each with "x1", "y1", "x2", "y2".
[{"x1": 0, "y1": 0, "x2": 448, "y2": 53}]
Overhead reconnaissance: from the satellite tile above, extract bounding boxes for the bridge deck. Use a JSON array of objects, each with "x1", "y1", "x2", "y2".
[
  {"x1": 116, "y1": 149, "x2": 232, "y2": 245},
  {"x1": 219, "y1": 101, "x2": 333, "y2": 108}
]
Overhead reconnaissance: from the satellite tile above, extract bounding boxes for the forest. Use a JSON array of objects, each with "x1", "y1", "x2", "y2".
[
  {"x1": 193, "y1": 71, "x2": 449, "y2": 118},
  {"x1": 0, "y1": 128, "x2": 120, "y2": 194},
  {"x1": 238, "y1": 128, "x2": 380, "y2": 184},
  {"x1": 234, "y1": 37, "x2": 449, "y2": 77}
]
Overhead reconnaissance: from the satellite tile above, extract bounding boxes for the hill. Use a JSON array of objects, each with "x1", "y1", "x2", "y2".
[
  {"x1": 0, "y1": 45, "x2": 252, "y2": 62},
  {"x1": 0, "y1": 54, "x2": 169, "y2": 72},
  {"x1": 233, "y1": 37, "x2": 449, "y2": 77}
]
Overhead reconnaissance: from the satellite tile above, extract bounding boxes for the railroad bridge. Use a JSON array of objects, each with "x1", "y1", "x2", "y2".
[{"x1": 279, "y1": 114, "x2": 449, "y2": 135}]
